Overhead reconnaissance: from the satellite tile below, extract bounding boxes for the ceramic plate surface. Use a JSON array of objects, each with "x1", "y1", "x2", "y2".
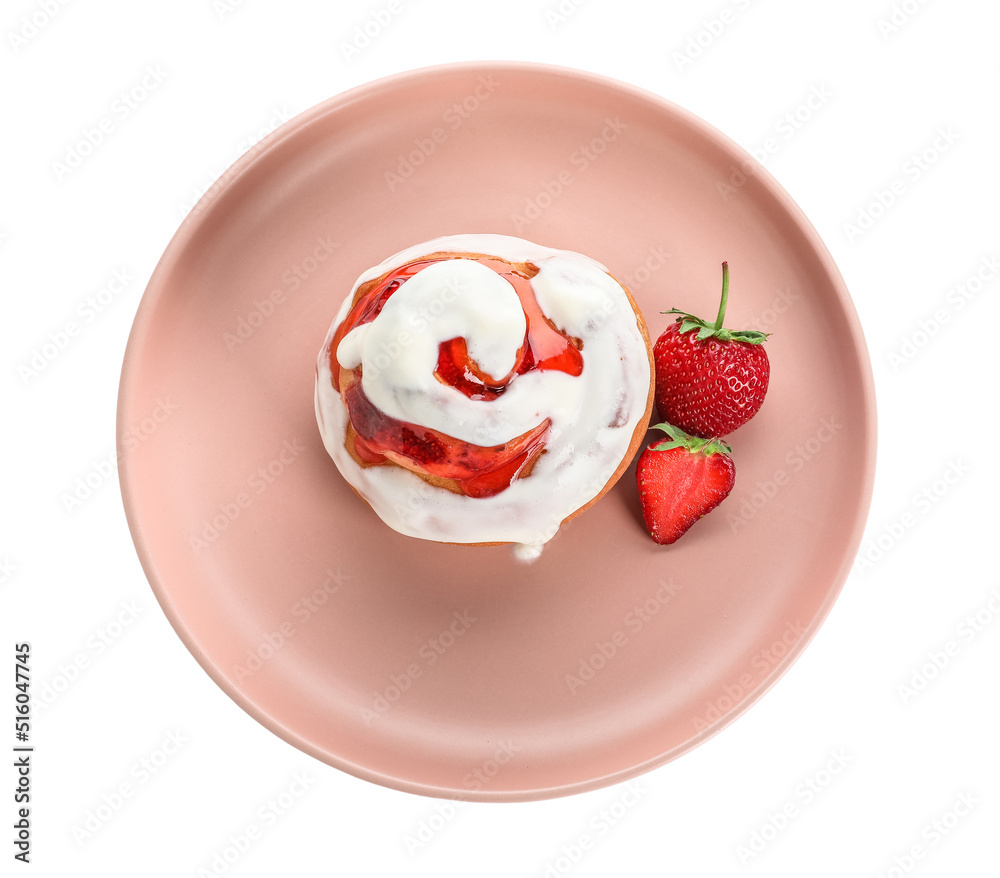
[{"x1": 118, "y1": 62, "x2": 876, "y2": 801}]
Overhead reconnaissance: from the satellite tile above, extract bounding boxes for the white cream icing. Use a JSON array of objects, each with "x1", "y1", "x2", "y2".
[{"x1": 315, "y1": 234, "x2": 651, "y2": 559}]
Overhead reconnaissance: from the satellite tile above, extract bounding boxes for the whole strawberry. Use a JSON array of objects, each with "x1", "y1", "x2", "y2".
[
  {"x1": 636, "y1": 423, "x2": 735, "y2": 545},
  {"x1": 654, "y1": 262, "x2": 769, "y2": 438}
]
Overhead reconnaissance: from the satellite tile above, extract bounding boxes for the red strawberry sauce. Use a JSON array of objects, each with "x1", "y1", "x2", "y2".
[{"x1": 330, "y1": 255, "x2": 584, "y2": 498}]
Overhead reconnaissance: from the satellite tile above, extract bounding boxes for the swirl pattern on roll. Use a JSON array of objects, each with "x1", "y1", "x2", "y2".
[{"x1": 315, "y1": 234, "x2": 653, "y2": 559}]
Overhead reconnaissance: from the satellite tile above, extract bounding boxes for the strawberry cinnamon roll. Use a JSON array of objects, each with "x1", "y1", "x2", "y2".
[{"x1": 315, "y1": 234, "x2": 653, "y2": 560}]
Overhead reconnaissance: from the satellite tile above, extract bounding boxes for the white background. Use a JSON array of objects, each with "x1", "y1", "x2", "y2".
[{"x1": 2, "y1": 0, "x2": 999, "y2": 875}]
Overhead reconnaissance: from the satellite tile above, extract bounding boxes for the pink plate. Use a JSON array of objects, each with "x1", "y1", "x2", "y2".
[{"x1": 118, "y1": 62, "x2": 876, "y2": 801}]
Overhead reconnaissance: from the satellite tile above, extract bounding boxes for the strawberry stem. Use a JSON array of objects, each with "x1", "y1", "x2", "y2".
[
  {"x1": 660, "y1": 261, "x2": 770, "y2": 345},
  {"x1": 713, "y1": 262, "x2": 729, "y2": 331}
]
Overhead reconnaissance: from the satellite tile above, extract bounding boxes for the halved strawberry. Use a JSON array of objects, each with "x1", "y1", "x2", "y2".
[{"x1": 636, "y1": 423, "x2": 735, "y2": 545}]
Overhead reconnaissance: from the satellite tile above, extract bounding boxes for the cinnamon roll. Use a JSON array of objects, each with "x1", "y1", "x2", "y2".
[{"x1": 315, "y1": 234, "x2": 653, "y2": 560}]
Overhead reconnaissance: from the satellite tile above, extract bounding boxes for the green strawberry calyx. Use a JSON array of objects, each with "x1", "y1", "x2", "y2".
[
  {"x1": 662, "y1": 261, "x2": 770, "y2": 344},
  {"x1": 648, "y1": 422, "x2": 732, "y2": 456}
]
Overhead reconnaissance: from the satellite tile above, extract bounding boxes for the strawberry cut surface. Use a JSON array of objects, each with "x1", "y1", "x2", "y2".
[{"x1": 636, "y1": 424, "x2": 736, "y2": 545}]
